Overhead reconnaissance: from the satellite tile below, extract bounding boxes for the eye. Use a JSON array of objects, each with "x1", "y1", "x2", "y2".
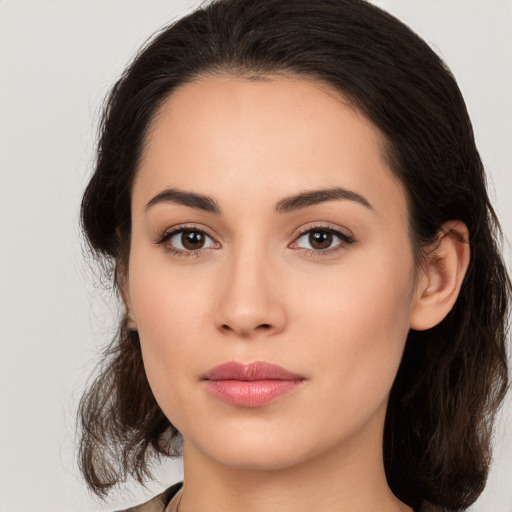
[
  {"x1": 291, "y1": 226, "x2": 354, "y2": 253},
  {"x1": 156, "y1": 226, "x2": 219, "y2": 256}
]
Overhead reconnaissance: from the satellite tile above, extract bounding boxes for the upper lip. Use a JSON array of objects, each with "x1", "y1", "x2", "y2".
[{"x1": 202, "y1": 361, "x2": 305, "y2": 381}]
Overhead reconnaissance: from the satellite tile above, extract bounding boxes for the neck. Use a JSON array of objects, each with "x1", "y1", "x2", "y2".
[{"x1": 176, "y1": 403, "x2": 412, "y2": 512}]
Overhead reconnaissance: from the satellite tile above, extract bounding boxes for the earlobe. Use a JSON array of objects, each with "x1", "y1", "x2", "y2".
[
  {"x1": 117, "y1": 264, "x2": 138, "y2": 331},
  {"x1": 126, "y1": 310, "x2": 138, "y2": 331},
  {"x1": 409, "y1": 221, "x2": 470, "y2": 331}
]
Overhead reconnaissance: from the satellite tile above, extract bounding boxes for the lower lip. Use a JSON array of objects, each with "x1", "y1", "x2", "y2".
[{"x1": 204, "y1": 379, "x2": 305, "y2": 407}]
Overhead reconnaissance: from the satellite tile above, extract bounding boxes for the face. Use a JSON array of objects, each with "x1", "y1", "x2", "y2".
[{"x1": 126, "y1": 74, "x2": 420, "y2": 471}]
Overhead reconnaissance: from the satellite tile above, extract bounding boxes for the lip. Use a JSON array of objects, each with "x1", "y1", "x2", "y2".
[
  {"x1": 202, "y1": 361, "x2": 306, "y2": 407},
  {"x1": 202, "y1": 361, "x2": 305, "y2": 381}
]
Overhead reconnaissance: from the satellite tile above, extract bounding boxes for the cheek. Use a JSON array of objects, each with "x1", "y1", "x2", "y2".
[
  {"x1": 128, "y1": 234, "x2": 211, "y2": 338},
  {"x1": 126, "y1": 245, "x2": 208, "y2": 403},
  {"x1": 296, "y1": 250, "x2": 415, "y2": 408}
]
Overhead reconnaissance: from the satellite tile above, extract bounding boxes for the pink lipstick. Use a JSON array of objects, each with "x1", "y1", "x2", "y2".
[{"x1": 202, "y1": 361, "x2": 306, "y2": 407}]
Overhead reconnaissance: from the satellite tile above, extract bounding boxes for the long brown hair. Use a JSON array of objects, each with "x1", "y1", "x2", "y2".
[{"x1": 78, "y1": 0, "x2": 510, "y2": 509}]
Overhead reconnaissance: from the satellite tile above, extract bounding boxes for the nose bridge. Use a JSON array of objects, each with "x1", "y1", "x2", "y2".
[{"x1": 215, "y1": 235, "x2": 286, "y2": 338}]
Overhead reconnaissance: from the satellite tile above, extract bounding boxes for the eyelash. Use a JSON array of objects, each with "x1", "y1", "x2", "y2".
[{"x1": 154, "y1": 223, "x2": 355, "y2": 259}]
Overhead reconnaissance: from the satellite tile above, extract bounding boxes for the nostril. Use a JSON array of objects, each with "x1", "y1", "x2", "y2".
[{"x1": 220, "y1": 323, "x2": 272, "y2": 335}]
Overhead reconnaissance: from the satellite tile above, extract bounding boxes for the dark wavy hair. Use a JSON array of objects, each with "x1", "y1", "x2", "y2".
[{"x1": 78, "y1": 0, "x2": 511, "y2": 509}]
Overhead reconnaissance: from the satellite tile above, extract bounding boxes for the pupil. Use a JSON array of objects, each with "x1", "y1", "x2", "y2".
[
  {"x1": 310, "y1": 230, "x2": 332, "y2": 249},
  {"x1": 182, "y1": 230, "x2": 204, "y2": 249}
]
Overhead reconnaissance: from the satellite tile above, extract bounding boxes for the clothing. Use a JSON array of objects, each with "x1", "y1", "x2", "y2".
[
  {"x1": 117, "y1": 481, "x2": 182, "y2": 512},
  {"x1": 117, "y1": 481, "x2": 443, "y2": 512}
]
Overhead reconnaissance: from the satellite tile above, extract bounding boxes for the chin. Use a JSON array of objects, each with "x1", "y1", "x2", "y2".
[
  {"x1": 186, "y1": 420, "x2": 337, "y2": 473},
  {"x1": 206, "y1": 442, "x2": 310, "y2": 472}
]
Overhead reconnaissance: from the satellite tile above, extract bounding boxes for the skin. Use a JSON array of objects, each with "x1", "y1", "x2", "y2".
[{"x1": 124, "y1": 74, "x2": 469, "y2": 512}]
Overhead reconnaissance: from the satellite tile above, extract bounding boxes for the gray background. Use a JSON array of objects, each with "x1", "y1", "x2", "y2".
[{"x1": 1, "y1": 1, "x2": 511, "y2": 511}]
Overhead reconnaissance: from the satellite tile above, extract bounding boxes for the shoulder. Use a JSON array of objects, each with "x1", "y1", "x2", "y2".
[{"x1": 116, "y1": 482, "x2": 183, "y2": 512}]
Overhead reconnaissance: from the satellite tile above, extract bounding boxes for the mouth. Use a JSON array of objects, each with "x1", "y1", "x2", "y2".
[{"x1": 201, "y1": 361, "x2": 306, "y2": 408}]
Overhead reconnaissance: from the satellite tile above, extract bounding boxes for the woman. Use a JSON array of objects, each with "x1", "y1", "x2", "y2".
[{"x1": 78, "y1": 0, "x2": 510, "y2": 511}]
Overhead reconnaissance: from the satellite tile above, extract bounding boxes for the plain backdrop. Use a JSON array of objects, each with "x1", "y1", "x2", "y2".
[{"x1": 0, "y1": 1, "x2": 511, "y2": 511}]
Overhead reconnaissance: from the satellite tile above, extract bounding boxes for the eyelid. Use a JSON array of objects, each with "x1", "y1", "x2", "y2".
[
  {"x1": 154, "y1": 223, "x2": 216, "y2": 242},
  {"x1": 154, "y1": 223, "x2": 220, "y2": 257},
  {"x1": 291, "y1": 222, "x2": 354, "y2": 242},
  {"x1": 289, "y1": 223, "x2": 355, "y2": 255},
  {"x1": 154, "y1": 222, "x2": 355, "y2": 258}
]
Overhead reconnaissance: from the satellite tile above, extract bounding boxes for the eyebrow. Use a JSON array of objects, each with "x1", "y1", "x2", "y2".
[
  {"x1": 275, "y1": 187, "x2": 372, "y2": 213},
  {"x1": 145, "y1": 188, "x2": 221, "y2": 213},
  {"x1": 145, "y1": 186, "x2": 373, "y2": 214}
]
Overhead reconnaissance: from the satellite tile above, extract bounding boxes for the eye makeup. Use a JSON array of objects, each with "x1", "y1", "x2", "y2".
[{"x1": 153, "y1": 222, "x2": 355, "y2": 259}]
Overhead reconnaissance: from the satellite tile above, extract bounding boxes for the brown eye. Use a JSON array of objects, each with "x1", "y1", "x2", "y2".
[
  {"x1": 181, "y1": 230, "x2": 206, "y2": 250},
  {"x1": 159, "y1": 227, "x2": 218, "y2": 254},
  {"x1": 292, "y1": 227, "x2": 354, "y2": 253},
  {"x1": 309, "y1": 230, "x2": 333, "y2": 250}
]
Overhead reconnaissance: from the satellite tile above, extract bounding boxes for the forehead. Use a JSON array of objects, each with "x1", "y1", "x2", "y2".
[{"x1": 133, "y1": 74, "x2": 407, "y2": 223}]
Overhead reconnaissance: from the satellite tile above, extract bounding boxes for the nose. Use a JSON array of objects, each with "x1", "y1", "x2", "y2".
[{"x1": 214, "y1": 245, "x2": 287, "y2": 339}]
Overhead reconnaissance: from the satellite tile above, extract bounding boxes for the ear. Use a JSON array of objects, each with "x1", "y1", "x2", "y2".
[
  {"x1": 409, "y1": 221, "x2": 470, "y2": 331},
  {"x1": 117, "y1": 262, "x2": 138, "y2": 331}
]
